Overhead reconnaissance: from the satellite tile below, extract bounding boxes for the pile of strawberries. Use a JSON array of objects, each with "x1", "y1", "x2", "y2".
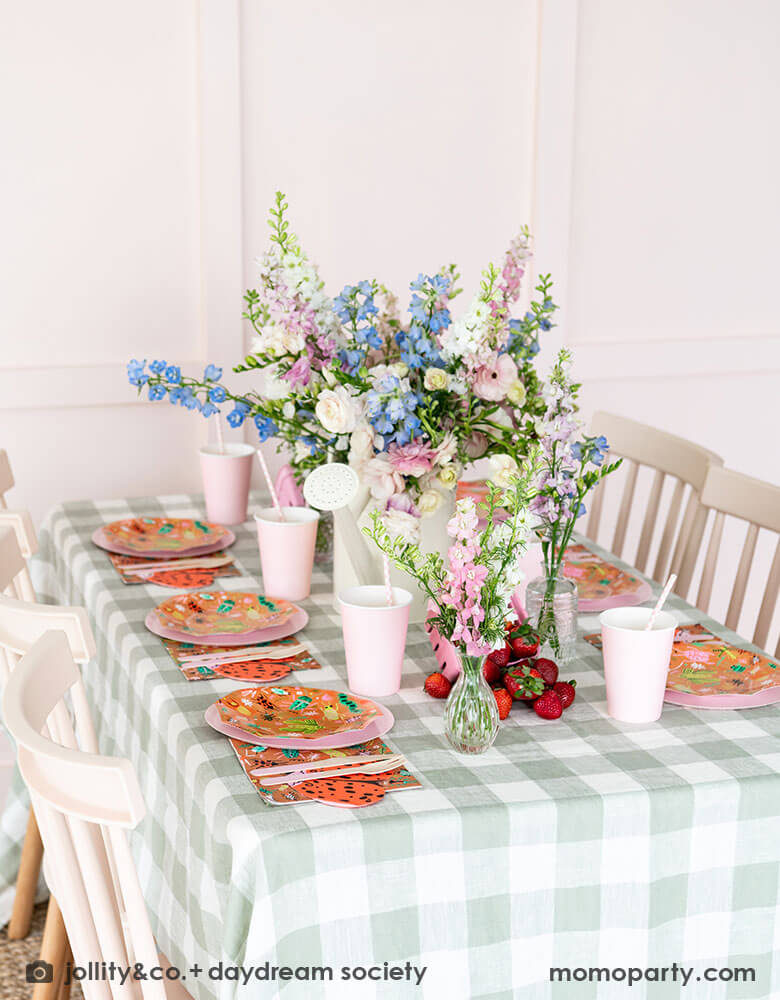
[{"x1": 424, "y1": 619, "x2": 577, "y2": 722}]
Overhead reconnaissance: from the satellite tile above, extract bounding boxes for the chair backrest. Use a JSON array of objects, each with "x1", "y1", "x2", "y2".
[
  {"x1": 0, "y1": 450, "x2": 14, "y2": 508},
  {"x1": 3, "y1": 631, "x2": 165, "y2": 1000},
  {"x1": 0, "y1": 525, "x2": 98, "y2": 753},
  {"x1": 585, "y1": 412, "x2": 723, "y2": 589},
  {"x1": 683, "y1": 465, "x2": 780, "y2": 657},
  {"x1": 0, "y1": 511, "x2": 38, "y2": 603}
]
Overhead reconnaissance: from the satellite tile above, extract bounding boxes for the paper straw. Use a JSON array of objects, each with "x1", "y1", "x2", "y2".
[
  {"x1": 382, "y1": 553, "x2": 394, "y2": 607},
  {"x1": 256, "y1": 449, "x2": 285, "y2": 520},
  {"x1": 645, "y1": 573, "x2": 677, "y2": 631},
  {"x1": 214, "y1": 413, "x2": 225, "y2": 454}
]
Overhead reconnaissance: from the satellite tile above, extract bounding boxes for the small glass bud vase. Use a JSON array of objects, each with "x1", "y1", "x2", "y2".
[
  {"x1": 444, "y1": 651, "x2": 499, "y2": 755},
  {"x1": 526, "y1": 573, "x2": 578, "y2": 665}
]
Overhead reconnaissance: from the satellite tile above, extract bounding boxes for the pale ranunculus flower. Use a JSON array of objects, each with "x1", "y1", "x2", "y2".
[
  {"x1": 348, "y1": 421, "x2": 375, "y2": 469},
  {"x1": 472, "y1": 354, "x2": 519, "y2": 402},
  {"x1": 389, "y1": 362, "x2": 409, "y2": 378},
  {"x1": 507, "y1": 380, "x2": 527, "y2": 406},
  {"x1": 315, "y1": 386, "x2": 360, "y2": 435},
  {"x1": 383, "y1": 508, "x2": 421, "y2": 543},
  {"x1": 434, "y1": 432, "x2": 458, "y2": 467},
  {"x1": 417, "y1": 489, "x2": 443, "y2": 516},
  {"x1": 362, "y1": 454, "x2": 405, "y2": 500},
  {"x1": 491, "y1": 453, "x2": 518, "y2": 488},
  {"x1": 436, "y1": 464, "x2": 458, "y2": 490},
  {"x1": 423, "y1": 368, "x2": 449, "y2": 391}
]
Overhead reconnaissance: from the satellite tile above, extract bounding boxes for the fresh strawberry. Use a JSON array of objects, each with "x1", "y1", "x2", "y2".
[
  {"x1": 482, "y1": 656, "x2": 503, "y2": 687},
  {"x1": 491, "y1": 644, "x2": 511, "y2": 668},
  {"x1": 504, "y1": 618, "x2": 521, "y2": 634},
  {"x1": 552, "y1": 680, "x2": 577, "y2": 709},
  {"x1": 508, "y1": 623, "x2": 539, "y2": 660},
  {"x1": 493, "y1": 687, "x2": 513, "y2": 720},
  {"x1": 534, "y1": 657, "x2": 559, "y2": 686},
  {"x1": 533, "y1": 690, "x2": 563, "y2": 720},
  {"x1": 424, "y1": 672, "x2": 452, "y2": 699},
  {"x1": 505, "y1": 664, "x2": 545, "y2": 701}
]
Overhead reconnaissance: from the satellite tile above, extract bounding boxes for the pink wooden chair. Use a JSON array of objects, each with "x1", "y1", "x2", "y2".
[
  {"x1": 0, "y1": 449, "x2": 14, "y2": 508},
  {"x1": 3, "y1": 630, "x2": 192, "y2": 1000},
  {"x1": 680, "y1": 465, "x2": 780, "y2": 657},
  {"x1": 585, "y1": 411, "x2": 723, "y2": 592}
]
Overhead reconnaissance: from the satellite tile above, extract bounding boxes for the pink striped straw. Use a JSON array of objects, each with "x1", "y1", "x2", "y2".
[
  {"x1": 382, "y1": 553, "x2": 394, "y2": 607},
  {"x1": 256, "y1": 449, "x2": 286, "y2": 521}
]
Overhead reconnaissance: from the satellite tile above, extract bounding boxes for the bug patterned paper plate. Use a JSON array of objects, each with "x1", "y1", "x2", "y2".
[
  {"x1": 215, "y1": 686, "x2": 380, "y2": 741},
  {"x1": 93, "y1": 517, "x2": 233, "y2": 557},
  {"x1": 150, "y1": 591, "x2": 296, "y2": 639}
]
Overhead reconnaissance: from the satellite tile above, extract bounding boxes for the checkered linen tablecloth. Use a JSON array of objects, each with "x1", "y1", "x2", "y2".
[{"x1": 2, "y1": 494, "x2": 780, "y2": 1000}]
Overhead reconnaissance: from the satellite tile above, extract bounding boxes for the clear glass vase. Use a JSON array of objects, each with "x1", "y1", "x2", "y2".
[
  {"x1": 444, "y1": 652, "x2": 499, "y2": 754},
  {"x1": 526, "y1": 573, "x2": 578, "y2": 665}
]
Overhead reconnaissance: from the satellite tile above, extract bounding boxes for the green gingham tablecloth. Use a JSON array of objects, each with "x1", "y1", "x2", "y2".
[{"x1": 2, "y1": 494, "x2": 780, "y2": 1000}]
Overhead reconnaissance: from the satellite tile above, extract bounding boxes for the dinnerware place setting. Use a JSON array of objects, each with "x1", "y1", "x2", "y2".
[
  {"x1": 93, "y1": 515, "x2": 241, "y2": 588},
  {"x1": 92, "y1": 501, "x2": 417, "y2": 810}
]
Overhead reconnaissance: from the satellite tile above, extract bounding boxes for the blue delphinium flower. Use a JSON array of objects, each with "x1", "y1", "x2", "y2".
[
  {"x1": 149, "y1": 359, "x2": 167, "y2": 375},
  {"x1": 148, "y1": 384, "x2": 167, "y2": 401},
  {"x1": 180, "y1": 387, "x2": 200, "y2": 411},
  {"x1": 204, "y1": 364, "x2": 223, "y2": 382},
  {"x1": 127, "y1": 359, "x2": 148, "y2": 386},
  {"x1": 227, "y1": 402, "x2": 249, "y2": 428},
  {"x1": 201, "y1": 402, "x2": 219, "y2": 418},
  {"x1": 254, "y1": 413, "x2": 278, "y2": 442},
  {"x1": 168, "y1": 386, "x2": 184, "y2": 405},
  {"x1": 164, "y1": 365, "x2": 181, "y2": 384},
  {"x1": 365, "y1": 375, "x2": 421, "y2": 446},
  {"x1": 335, "y1": 280, "x2": 382, "y2": 374},
  {"x1": 209, "y1": 386, "x2": 227, "y2": 403}
]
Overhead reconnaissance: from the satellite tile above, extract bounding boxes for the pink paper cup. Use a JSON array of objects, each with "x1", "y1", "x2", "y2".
[
  {"x1": 339, "y1": 585, "x2": 412, "y2": 697},
  {"x1": 199, "y1": 444, "x2": 255, "y2": 525},
  {"x1": 600, "y1": 607, "x2": 676, "y2": 723},
  {"x1": 255, "y1": 507, "x2": 319, "y2": 601}
]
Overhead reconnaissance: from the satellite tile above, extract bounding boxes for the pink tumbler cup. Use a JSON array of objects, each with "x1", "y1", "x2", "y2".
[
  {"x1": 199, "y1": 444, "x2": 255, "y2": 525},
  {"x1": 339, "y1": 585, "x2": 412, "y2": 697},
  {"x1": 600, "y1": 607, "x2": 676, "y2": 723},
  {"x1": 255, "y1": 507, "x2": 320, "y2": 601}
]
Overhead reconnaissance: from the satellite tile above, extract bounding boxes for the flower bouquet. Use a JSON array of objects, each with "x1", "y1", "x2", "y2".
[
  {"x1": 366, "y1": 458, "x2": 539, "y2": 753},
  {"x1": 127, "y1": 192, "x2": 567, "y2": 613},
  {"x1": 527, "y1": 349, "x2": 622, "y2": 660}
]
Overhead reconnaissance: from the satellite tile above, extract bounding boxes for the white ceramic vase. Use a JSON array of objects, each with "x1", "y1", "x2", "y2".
[{"x1": 332, "y1": 485, "x2": 455, "y2": 623}]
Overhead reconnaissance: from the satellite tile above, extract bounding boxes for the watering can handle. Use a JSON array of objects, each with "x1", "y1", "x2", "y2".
[{"x1": 333, "y1": 508, "x2": 377, "y2": 587}]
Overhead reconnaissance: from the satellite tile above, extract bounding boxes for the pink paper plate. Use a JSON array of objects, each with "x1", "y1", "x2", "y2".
[
  {"x1": 145, "y1": 606, "x2": 309, "y2": 646},
  {"x1": 578, "y1": 582, "x2": 653, "y2": 613},
  {"x1": 664, "y1": 687, "x2": 780, "y2": 710},
  {"x1": 204, "y1": 700, "x2": 394, "y2": 749},
  {"x1": 92, "y1": 526, "x2": 235, "y2": 559}
]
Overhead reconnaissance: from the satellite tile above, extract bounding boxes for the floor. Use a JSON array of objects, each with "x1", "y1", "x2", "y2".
[{"x1": 0, "y1": 902, "x2": 82, "y2": 1000}]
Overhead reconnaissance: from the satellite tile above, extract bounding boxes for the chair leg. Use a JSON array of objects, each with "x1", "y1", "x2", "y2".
[
  {"x1": 7, "y1": 808, "x2": 44, "y2": 939},
  {"x1": 57, "y1": 940, "x2": 73, "y2": 1000},
  {"x1": 32, "y1": 896, "x2": 69, "y2": 1000}
]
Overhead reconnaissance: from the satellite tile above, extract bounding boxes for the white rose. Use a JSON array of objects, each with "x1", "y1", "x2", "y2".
[
  {"x1": 417, "y1": 489, "x2": 443, "y2": 516},
  {"x1": 507, "y1": 380, "x2": 527, "y2": 406},
  {"x1": 491, "y1": 453, "x2": 518, "y2": 488},
  {"x1": 436, "y1": 464, "x2": 458, "y2": 490},
  {"x1": 423, "y1": 368, "x2": 449, "y2": 391},
  {"x1": 315, "y1": 386, "x2": 360, "y2": 435},
  {"x1": 348, "y1": 421, "x2": 376, "y2": 469},
  {"x1": 389, "y1": 362, "x2": 409, "y2": 378}
]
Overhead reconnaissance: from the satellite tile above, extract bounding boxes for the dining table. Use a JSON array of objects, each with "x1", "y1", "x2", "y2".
[{"x1": 1, "y1": 492, "x2": 779, "y2": 1000}]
